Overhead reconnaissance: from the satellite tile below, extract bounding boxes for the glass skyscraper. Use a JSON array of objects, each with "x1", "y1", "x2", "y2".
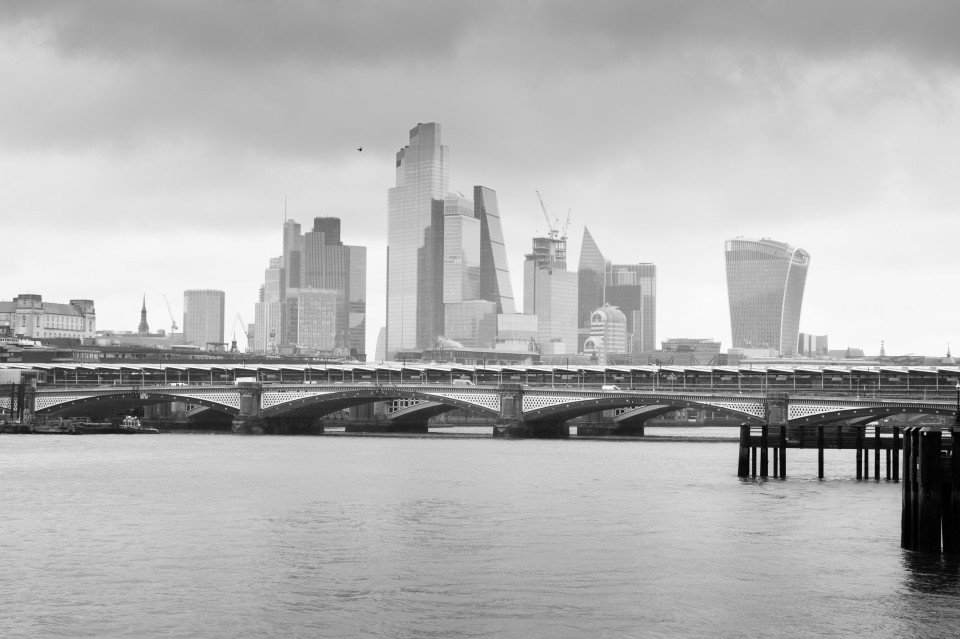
[
  {"x1": 524, "y1": 235, "x2": 578, "y2": 356},
  {"x1": 577, "y1": 227, "x2": 607, "y2": 331},
  {"x1": 183, "y1": 289, "x2": 225, "y2": 349},
  {"x1": 576, "y1": 227, "x2": 656, "y2": 354},
  {"x1": 387, "y1": 122, "x2": 449, "y2": 356},
  {"x1": 725, "y1": 237, "x2": 810, "y2": 356},
  {"x1": 257, "y1": 217, "x2": 367, "y2": 359},
  {"x1": 475, "y1": 186, "x2": 516, "y2": 314}
]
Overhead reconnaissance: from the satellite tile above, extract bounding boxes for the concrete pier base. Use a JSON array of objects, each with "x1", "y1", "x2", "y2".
[{"x1": 231, "y1": 416, "x2": 264, "y2": 435}]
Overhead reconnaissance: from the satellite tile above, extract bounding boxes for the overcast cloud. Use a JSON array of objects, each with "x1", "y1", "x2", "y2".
[{"x1": 2, "y1": 1, "x2": 958, "y2": 357}]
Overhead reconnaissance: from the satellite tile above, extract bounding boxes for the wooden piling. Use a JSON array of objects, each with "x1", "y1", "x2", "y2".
[
  {"x1": 911, "y1": 428, "x2": 921, "y2": 549},
  {"x1": 817, "y1": 425, "x2": 824, "y2": 479},
  {"x1": 737, "y1": 425, "x2": 750, "y2": 478},
  {"x1": 947, "y1": 428, "x2": 960, "y2": 554},
  {"x1": 779, "y1": 425, "x2": 786, "y2": 479},
  {"x1": 863, "y1": 427, "x2": 869, "y2": 479},
  {"x1": 901, "y1": 426, "x2": 913, "y2": 549},
  {"x1": 875, "y1": 427, "x2": 881, "y2": 481},
  {"x1": 893, "y1": 426, "x2": 900, "y2": 482},
  {"x1": 760, "y1": 425, "x2": 769, "y2": 478},
  {"x1": 751, "y1": 444, "x2": 757, "y2": 477},
  {"x1": 856, "y1": 426, "x2": 863, "y2": 480},
  {"x1": 886, "y1": 448, "x2": 891, "y2": 481},
  {"x1": 918, "y1": 428, "x2": 942, "y2": 553}
]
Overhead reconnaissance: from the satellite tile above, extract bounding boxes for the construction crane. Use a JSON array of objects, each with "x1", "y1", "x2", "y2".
[
  {"x1": 163, "y1": 294, "x2": 179, "y2": 333},
  {"x1": 536, "y1": 190, "x2": 560, "y2": 239},
  {"x1": 561, "y1": 208, "x2": 571, "y2": 240},
  {"x1": 230, "y1": 313, "x2": 251, "y2": 353}
]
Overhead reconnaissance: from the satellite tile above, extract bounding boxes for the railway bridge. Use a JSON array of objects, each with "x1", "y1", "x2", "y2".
[{"x1": 5, "y1": 381, "x2": 957, "y2": 437}]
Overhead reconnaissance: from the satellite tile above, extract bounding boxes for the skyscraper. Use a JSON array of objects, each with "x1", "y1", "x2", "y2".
[
  {"x1": 577, "y1": 227, "x2": 607, "y2": 331},
  {"x1": 524, "y1": 235, "x2": 578, "y2": 355},
  {"x1": 183, "y1": 289, "x2": 225, "y2": 349},
  {"x1": 442, "y1": 194, "x2": 481, "y2": 304},
  {"x1": 475, "y1": 186, "x2": 516, "y2": 314},
  {"x1": 606, "y1": 263, "x2": 656, "y2": 354},
  {"x1": 259, "y1": 217, "x2": 366, "y2": 358},
  {"x1": 725, "y1": 237, "x2": 810, "y2": 356},
  {"x1": 387, "y1": 122, "x2": 449, "y2": 356},
  {"x1": 253, "y1": 257, "x2": 283, "y2": 353},
  {"x1": 576, "y1": 228, "x2": 656, "y2": 354}
]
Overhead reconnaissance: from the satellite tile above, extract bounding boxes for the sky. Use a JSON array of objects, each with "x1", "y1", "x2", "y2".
[{"x1": 2, "y1": 0, "x2": 959, "y2": 359}]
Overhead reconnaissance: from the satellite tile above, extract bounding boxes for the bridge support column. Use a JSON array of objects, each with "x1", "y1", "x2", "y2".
[
  {"x1": 493, "y1": 383, "x2": 529, "y2": 438},
  {"x1": 231, "y1": 382, "x2": 264, "y2": 435},
  {"x1": 7, "y1": 380, "x2": 37, "y2": 424}
]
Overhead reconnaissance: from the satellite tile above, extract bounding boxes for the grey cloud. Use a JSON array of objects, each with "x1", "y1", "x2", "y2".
[
  {"x1": 537, "y1": 1, "x2": 960, "y2": 67},
  {"x1": 4, "y1": 1, "x2": 960, "y2": 70},
  {"x1": 0, "y1": 0, "x2": 499, "y2": 68}
]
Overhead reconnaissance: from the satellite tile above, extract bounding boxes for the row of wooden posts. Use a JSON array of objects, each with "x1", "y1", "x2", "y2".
[
  {"x1": 737, "y1": 423, "x2": 960, "y2": 554},
  {"x1": 737, "y1": 424, "x2": 902, "y2": 481}
]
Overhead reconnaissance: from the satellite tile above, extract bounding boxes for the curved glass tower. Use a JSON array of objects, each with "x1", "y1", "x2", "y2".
[{"x1": 725, "y1": 238, "x2": 810, "y2": 356}]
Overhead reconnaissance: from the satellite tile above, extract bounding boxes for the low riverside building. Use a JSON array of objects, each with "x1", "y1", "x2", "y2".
[{"x1": 0, "y1": 294, "x2": 96, "y2": 342}]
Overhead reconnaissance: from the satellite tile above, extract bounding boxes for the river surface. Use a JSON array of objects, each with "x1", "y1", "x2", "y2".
[{"x1": 3, "y1": 433, "x2": 960, "y2": 638}]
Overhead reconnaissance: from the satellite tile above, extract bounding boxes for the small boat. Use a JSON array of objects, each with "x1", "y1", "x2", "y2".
[{"x1": 119, "y1": 415, "x2": 160, "y2": 434}]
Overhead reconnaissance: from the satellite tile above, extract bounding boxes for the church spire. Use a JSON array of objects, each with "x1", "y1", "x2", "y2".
[{"x1": 138, "y1": 294, "x2": 150, "y2": 334}]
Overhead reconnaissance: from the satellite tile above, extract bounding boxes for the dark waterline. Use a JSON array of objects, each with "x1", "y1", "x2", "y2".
[{"x1": 3, "y1": 434, "x2": 959, "y2": 638}]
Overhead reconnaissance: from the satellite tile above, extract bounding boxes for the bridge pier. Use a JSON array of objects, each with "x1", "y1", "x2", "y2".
[
  {"x1": 266, "y1": 416, "x2": 323, "y2": 435},
  {"x1": 231, "y1": 382, "x2": 264, "y2": 435}
]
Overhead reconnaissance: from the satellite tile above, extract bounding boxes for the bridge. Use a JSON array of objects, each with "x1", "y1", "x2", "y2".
[{"x1": 5, "y1": 380, "x2": 957, "y2": 438}]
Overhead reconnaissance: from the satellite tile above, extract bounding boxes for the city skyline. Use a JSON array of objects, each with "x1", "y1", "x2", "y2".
[{"x1": 3, "y1": 3, "x2": 960, "y2": 358}]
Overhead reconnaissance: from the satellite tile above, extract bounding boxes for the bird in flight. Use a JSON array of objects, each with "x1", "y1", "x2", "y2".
[{"x1": 357, "y1": 147, "x2": 363, "y2": 152}]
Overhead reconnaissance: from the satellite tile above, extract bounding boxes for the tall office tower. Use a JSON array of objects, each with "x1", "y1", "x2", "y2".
[
  {"x1": 347, "y1": 246, "x2": 367, "y2": 359},
  {"x1": 442, "y1": 193, "x2": 496, "y2": 347},
  {"x1": 725, "y1": 237, "x2": 810, "y2": 356},
  {"x1": 276, "y1": 217, "x2": 367, "y2": 359},
  {"x1": 253, "y1": 257, "x2": 283, "y2": 353},
  {"x1": 606, "y1": 263, "x2": 657, "y2": 354},
  {"x1": 442, "y1": 194, "x2": 480, "y2": 304},
  {"x1": 280, "y1": 219, "x2": 302, "y2": 345},
  {"x1": 576, "y1": 227, "x2": 656, "y2": 355},
  {"x1": 474, "y1": 186, "x2": 516, "y2": 314},
  {"x1": 285, "y1": 288, "x2": 339, "y2": 353},
  {"x1": 524, "y1": 235, "x2": 578, "y2": 355},
  {"x1": 183, "y1": 289, "x2": 225, "y2": 349},
  {"x1": 303, "y1": 217, "x2": 349, "y2": 351},
  {"x1": 387, "y1": 122, "x2": 449, "y2": 356},
  {"x1": 282, "y1": 219, "x2": 302, "y2": 298},
  {"x1": 577, "y1": 227, "x2": 608, "y2": 331},
  {"x1": 444, "y1": 299, "x2": 498, "y2": 348}
]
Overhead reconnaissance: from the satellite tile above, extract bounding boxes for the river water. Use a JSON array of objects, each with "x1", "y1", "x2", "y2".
[{"x1": 3, "y1": 433, "x2": 960, "y2": 638}]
